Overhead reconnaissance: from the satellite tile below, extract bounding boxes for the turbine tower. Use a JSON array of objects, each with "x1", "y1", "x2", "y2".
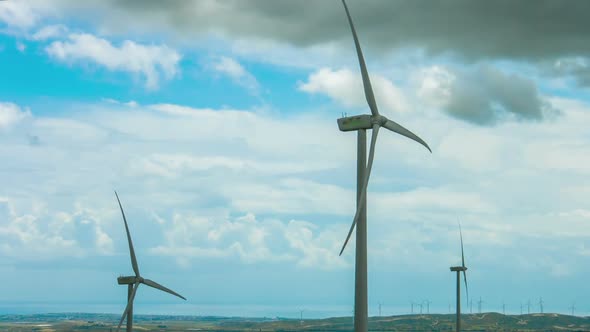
[
  {"x1": 336, "y1": 2, "x2": 431, "y2": 332},
  {"x1": 114, "y1": 191, "x2": 186, "y2": 332},
  {"x1": 450, "y1": 223, "x2": 468, "y2": 332},
  {"x1": 538, "y1": 297, "x2": 544, "y2": 314},
  {"x1": 477, "y1": 297, "x2": 484, "y2": 314}
]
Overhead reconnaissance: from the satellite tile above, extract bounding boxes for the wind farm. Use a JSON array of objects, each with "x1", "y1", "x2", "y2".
[{"x1": 1, "y1": 0, "x2": 590, "y2": 331}]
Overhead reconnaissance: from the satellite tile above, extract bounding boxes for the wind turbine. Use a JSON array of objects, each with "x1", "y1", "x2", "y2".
[
  {"x1": 527, "y1": 300, "x2": 531, "y2": 314},
  {"x1": 450, "y1": 223, "x2": 468, "y2": 332},
  {"x1": 336, "y1": 1, "x2": 431, "y2": 332},
  {"x1": 424, "y1": 300, "x2": 431, "y2": 314},
  {"x1": 114, "y1": 191, "x2": 186, "y2": 332},
  {"x1": 538, "y1": 297, "x2": 544, "y2": 314},
  {"x1": 569, "y1": 302, "x2": 576, "y2": 316},
  {"x1": 477, "y1": 297, "x2": 484, "y2": 314},
  {"x1": 502, "y1": 301, "x2": 506, "y2": 315}
]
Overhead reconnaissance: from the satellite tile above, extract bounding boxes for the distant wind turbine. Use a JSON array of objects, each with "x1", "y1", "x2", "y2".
[
  {"x1": 378, "y1": 303, "x2": 382, "y2": 317},
  {"x1": 502, "y1": 301, "x2": 506, "y2": 315},
  {"x1": 469, "y1": 299, "x2": 473, "y2": 314},
  {"x1": 569, "y1": 302, "x2": 576, "y2": 316},
  {"x1": 450, "y1": 223, "x2": 469, "y2": 332},
  {"x1": 527, "y1": 300, "x2": 531, "y2": 314},
  {"x1": 538, "y1": 297, "x2": 544, "y2": 314},
  {"x1": 335, "y1": 2, "x2": 431, "y2": 331},
  {"x1": 477, "y1": 297, "x2": 484, "y2": 314},
  {"x1": 424, "y1": 300, "x2": 431, "y2": 314},
  {"x1": 114, "y1": 191, "x2": 186, "y2": 332},
  {"x1": 411, "y1": 302, "x2": 416, "y2": 315}
]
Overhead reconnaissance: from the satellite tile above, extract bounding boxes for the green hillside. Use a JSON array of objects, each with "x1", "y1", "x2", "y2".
[{"x1": 1, "y1": 312, "x2": 589, "y2": 331}]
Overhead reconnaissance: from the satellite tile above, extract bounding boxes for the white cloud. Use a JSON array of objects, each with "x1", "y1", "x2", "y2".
[
  {"x1": 415, "y1": 65, "x2": 455, "y2": 107},
  {"x1": 0, "y1": 102, "x2": 31, "y2": 129},
  {"x1": 15, "y1": 41, "x2": 26, "y2": 52},
  {"x1": 2, "y1": 96, "x2": 590, "y2": 289},
  {"x1": 0, "y1": 1, "x2": 39, "y2": 30},
  {"x1": 45, "y1": 33, "x2": 182, "y2": 90},
  {"x1": 298, "y1": 67, "x2": 410, "y2": 114},
  {"x1": 133, "y1": 154, "x2": 338, "y2": 179},
  {"x1": 150, "y1": 212, "x2": 345, "y2": 269},
  {"x1": 210, "y1": 56, "x2": 260, "y2": 95},
  {"x1": 31, "y1": 24, "x2": 68, "y2": 40},
  {"x1": 284, "y1": 220, "x2": 348, "y2": 270},
  {"x1": 0, "y1": 217, "x2": 78, "y2": 259}
]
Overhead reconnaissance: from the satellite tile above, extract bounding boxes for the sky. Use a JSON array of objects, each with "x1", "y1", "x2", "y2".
[{"x1": 1, "y1": 0, "x2": 590, "y2": 318}]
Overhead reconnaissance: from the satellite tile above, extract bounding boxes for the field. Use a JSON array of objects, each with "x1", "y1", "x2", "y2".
[{"x1": 1, "y1": 312, "x2": 590, "y2": 331}]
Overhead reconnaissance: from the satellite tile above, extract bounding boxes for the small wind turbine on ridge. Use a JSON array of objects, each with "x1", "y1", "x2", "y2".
[
  {"x1": 450, "y1": 222, "x2": 469, "y2": 332},
  {"x1": 569, "y1": 302, "x2": 576, "y2": 316}
]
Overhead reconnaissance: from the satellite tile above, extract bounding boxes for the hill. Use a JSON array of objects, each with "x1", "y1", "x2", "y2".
[{"x1": 1, "y1": 312, "x2": 589, "y2": 331}]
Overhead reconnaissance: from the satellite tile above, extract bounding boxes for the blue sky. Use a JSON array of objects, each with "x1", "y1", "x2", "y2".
[{"x1": 1, "y1": 0, "x2": 590, "y2": 318}]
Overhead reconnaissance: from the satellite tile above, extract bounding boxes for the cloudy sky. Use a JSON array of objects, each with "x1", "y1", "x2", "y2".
[{"x1": 1, "y1": 0, "x2": 590, "y2": 318}]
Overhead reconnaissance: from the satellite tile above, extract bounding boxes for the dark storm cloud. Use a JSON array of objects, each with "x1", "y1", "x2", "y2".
[
  {"x1": 444, "y1": 66, "x2": 555, "y2": 125},
  {"x1": 47, "y1": 0, "x2": 590, "y2": 61},
  {"x1": 551, "y1": 58, "x2": 590, "y2": 88}
]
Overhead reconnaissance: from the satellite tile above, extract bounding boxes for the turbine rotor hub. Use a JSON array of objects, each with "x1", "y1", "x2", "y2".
[{"x1": 371, "y1": 114, "x2": 387, "y2": 126}]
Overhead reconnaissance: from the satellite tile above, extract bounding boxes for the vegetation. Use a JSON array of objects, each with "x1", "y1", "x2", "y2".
[{"x1": 1, "y1": 312, "x2": 589, "y2": 331}]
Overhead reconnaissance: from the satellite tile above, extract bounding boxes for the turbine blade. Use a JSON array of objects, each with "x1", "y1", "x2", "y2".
[
  {"x1": 142, "y1": 278, "x2": 187, "y2": 301},
  {"x1": 382, "y1": 119, "x2": 431, "y2": 153},
  {"x1": 463, "y1": 270, "x2": 469, "y2": 305},
  {"x1": 115, "y1": 191, "x2": 140, "y2": 277},
  {"x1": 116, "y1": 282, "x2": 140, "y2": 332},
  {"x1": 339, "y1": 124, "x2": 380, "y2": 256},
  {"x1": 459, "y1": 222, "x2": 465, "y2": 268},
  {"x1": 341, "y1": 0, "x2": 379, "y2": 117}
]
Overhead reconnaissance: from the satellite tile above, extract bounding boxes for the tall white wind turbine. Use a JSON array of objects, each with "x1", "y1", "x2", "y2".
[
  {"x1": 114, "y1": 191, "x2": 186, "y2": 332},
  {"x1": 336, "y1": 1, "x2": 431, "y2": 332}
]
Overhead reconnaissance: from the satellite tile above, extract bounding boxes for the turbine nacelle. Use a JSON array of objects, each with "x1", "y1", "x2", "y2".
[
  {"x1": 450, "y1": 266, "x2": 467, "y2": 272},
  {"x1": 338, "y1": 114, "x2": 372, "y2": 131},
  {"x1": 117, "y1": 276, "x2": 138, "y2": 285},
  {"x1": 117, "y1": 276, "x2": 146, "y2": 285},
  {"x1": 337, "y1": 114, "x2": 390, "y2": 132}
]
